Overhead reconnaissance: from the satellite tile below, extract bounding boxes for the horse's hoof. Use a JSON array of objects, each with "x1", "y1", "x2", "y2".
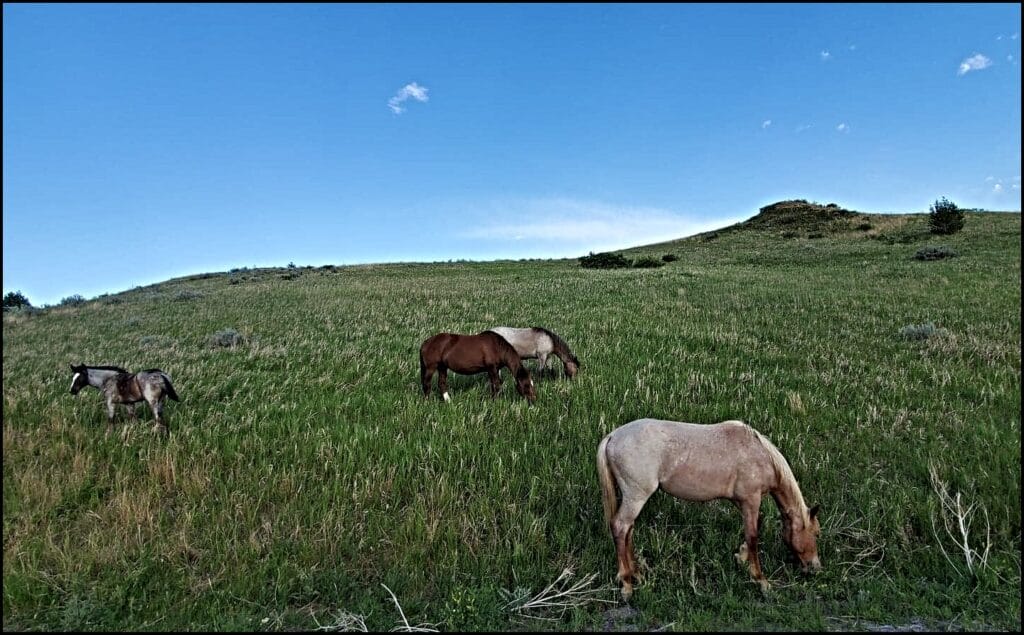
[
  {"x1": 757, "y1": 579, "x2": 771, "y2": 594},
  {"x1": 735, "y1": 544, "x2": 749, "y2": 564},
  {"x1": 620, "y1": 584, "x2": 633, "y2": 603}
]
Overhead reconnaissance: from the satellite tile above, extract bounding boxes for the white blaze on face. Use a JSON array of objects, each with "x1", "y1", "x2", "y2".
[
  {"x1": 443, "y1": 392, "x2": 451, "y2": 402},
  {"x1": 70, "y1": 372, "x2": 81, "y2": 392}
]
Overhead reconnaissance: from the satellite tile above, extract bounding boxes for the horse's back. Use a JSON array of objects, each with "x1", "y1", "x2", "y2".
[
  {"x1": 486, "y1": 326, "x2": 550, "y2": 358},
  {"x1": 607, "y1": 418, "x2": 771, "y2": 500}
]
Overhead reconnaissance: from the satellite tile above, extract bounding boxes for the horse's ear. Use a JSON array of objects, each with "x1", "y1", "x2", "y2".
[{"x1": 809, "y1": 504, "x2": 820, "y2": 520}]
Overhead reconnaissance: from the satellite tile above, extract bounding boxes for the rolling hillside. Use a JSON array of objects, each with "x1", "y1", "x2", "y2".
[{"x1": 3, "y1": 204, "x2": 1021, "y2": 631}]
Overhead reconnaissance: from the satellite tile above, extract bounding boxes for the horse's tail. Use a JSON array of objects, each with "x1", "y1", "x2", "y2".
[
  {"x1": 160, "y1": 373, "x2": 181, "y2": 401},
  {"x1": 596, "y1": 432, "x2": 618, "y2": 530}
]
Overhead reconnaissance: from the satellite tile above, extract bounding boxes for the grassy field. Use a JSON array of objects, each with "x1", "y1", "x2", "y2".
[{"x1": 3, "y1": 207, "x2": 1020, "y2": 631}]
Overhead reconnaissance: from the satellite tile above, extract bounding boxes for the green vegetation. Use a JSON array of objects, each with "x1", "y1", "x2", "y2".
[
  {"x1": 2, "y1": 290, "x2": 32, "y2": 311},
  {"x1": 929, "y1": 197, "x2": 966, "y2": 235},
  {"x1": 914, "y1": 245, "x2": 958, "y2": 261},
  {"x1": 3, "y1": 209, "x2": 1020, "y2": 631},
  {"x1": 579, "y1": 251, "x2": 632, "y2": 269}
]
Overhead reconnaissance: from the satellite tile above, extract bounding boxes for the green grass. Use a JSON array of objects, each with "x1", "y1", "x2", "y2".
[{"x1": 3, "y1": 211, "x2": 1020, "y2": 631}]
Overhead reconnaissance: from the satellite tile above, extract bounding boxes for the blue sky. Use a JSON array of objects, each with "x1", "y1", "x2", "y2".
[{"x1": 3, "y1": 3, "x2": 1021, "y2": 306}]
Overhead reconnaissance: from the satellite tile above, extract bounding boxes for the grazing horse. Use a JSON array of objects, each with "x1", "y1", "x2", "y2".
[
  {"x1": 596, "y1": 418, "x2": 821, "y2": 599},
  {"x1": 419, "y1": 331, "x2": 537, "y2": 403},
  {"x1": 69, "y1": 364, "x2": 181, "y2": 434},
  {"x1": 487, "y1": 326, "x2": 580, "y2": 378}
]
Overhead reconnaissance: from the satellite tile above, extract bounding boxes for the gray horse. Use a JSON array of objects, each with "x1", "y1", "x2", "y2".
[
  {"x1": 486, "y1": 326, "x2": 580, "y2": 378},
  {"x1": 69, "y1": 364, "x2": 181, "y2": 434}
]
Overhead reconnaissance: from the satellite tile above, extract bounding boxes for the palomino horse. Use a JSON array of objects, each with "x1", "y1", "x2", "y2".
[
  {"x1": 419, "y1": 331, "x2": 537, "y2": 403},
  {"x1": 486, "y1": 326, "x2": 580, "y2": 378},
  {"x1": 69, "y1": 364, "x2": 181, "y2": 434},
  {"x1": 596, "y1": 418, "x2": 821, "y2": 599}
]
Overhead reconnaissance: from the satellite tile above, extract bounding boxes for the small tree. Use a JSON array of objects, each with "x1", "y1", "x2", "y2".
[
  {"x1": 2, "y1": 290, "x2": 31, "y2": 311},
  {"x1": 928, "y1": 197, "x2": 965, "y2": 235}
]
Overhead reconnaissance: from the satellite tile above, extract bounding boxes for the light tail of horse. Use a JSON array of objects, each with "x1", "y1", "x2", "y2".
[
  {"x1": 161, "y1": 373, "x2": 181, "y2": 401},
  {"x1": 596, "y1": 433, "x2": 618, "y2": 530}
]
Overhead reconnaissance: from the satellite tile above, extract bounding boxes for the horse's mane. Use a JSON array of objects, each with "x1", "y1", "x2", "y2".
[
  {"x1": 532, "y1": 327, "x2": 578, "y2": 363},
  {"x1": 86, "y1": 365, "x2": 129, "y2": 373},
  {"x1": 751, "y1": 427, "x2": 809, "y2": 519}
]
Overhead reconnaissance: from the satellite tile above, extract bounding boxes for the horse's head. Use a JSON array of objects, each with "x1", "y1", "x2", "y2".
[
  {"x1": 514, "y1": 366, "x2": 537, "y2": 404},
  {"x1": 782, "y1": 504, "x2": 822, "y2": 573},
  {"x1": 69, "y1": 364, "x2": 88, "y2": 395},
  {"x1": 564, "y1": 356, "x2": 580, "y2": 379}
]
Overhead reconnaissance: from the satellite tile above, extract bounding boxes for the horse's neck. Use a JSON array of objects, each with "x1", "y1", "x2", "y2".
[
  {"x1": 87, "y1": 368, "x2": 123, "y2": 388},
  {"x1": 770, "y1": 471, "x2": 808, "y2": 525}
]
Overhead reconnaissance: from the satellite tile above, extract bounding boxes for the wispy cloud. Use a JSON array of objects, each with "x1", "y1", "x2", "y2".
[
  {"x1": 459, "y1": 198, "x2": 743, "y2": 252},
  {"x1": 820, "y1": 50, "x2": 832, "y2": 61},
  {"x1": 795, "y1": 123, "x2": 814, "y2": 134},
  {"x1": 836, "y1": 123, "x2": 849, "y2": 133},
  {"x1": 957, "y1": 53, "x2": 992, "y2": 76},
  {"x1": 762, "y1": 119, "x2": 772, "y2": 129},
  {"x1": 387, "y1": 82, "x2": 429, "y2": 114}
]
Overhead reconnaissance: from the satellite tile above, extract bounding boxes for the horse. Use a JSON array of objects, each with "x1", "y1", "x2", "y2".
[
  {"x1": 419, "y1": 331, "x2": 537, "y2": 404},
  {"x1": 486, "y1": 326, "x2": 580, "y2": 378},
  {"x1": 596, "y1": 418, "x2": 821, "y2": 599},
  {"x1": 69, "y1": 364, "x2": 181, "y2": 434}
]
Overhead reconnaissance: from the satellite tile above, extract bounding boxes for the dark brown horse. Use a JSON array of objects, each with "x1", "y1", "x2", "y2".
[{"x1": 419, "y1": 331, "x2": 537, "y2": 403}]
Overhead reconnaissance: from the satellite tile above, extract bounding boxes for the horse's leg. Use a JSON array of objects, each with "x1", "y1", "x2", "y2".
[
  {"x1": 487, "y1": 366, "x2": 501, "y2": 398},
  {"x1": 437, "y1": 366, "x2": 451, "y2": 403},
  {"x1": 736, "y1": 497, "x2": 769, "y2": 592},
  {"x1": 148, "y1": 396, "x2": 168, "y2": 435},
  {"x1": 105, "y1": 395, "x2": 117, "y2": 424},
  {"x1": 611, "y1": 496, "x2": 650, "y2": 602},
  {"x1": 421, "y1": 363, "x2": 436, "y2": 398},
  {"x1": 537, "y1": 353, "x2": 548, "y2": 378}
]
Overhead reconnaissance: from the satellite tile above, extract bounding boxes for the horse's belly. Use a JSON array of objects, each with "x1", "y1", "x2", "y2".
[{"x1": 660, "y1": 463, "x2": 736, "y2": 501}]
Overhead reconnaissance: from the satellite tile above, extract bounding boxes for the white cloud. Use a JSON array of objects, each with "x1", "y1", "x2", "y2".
[
  {"x1": 795, "y1": 123, "x2": 814, "y2": 133},
  {"x1": 820, "y1": 50, "x2": 831, "y2": 61},
  {"x1": 985, "y1": 176, "x2": 996, "y2": 182},
  {"x1": 1013, "y1": 32, "x2": 1020, "y2": 40},
  {"x1": 459, "y1": 198, "x2": 743, "y2": 252},
  {"x1": 387, "y1": 82, "x2": 429, "y2": 114},
  {"x1": 762, "y1": 119, "x2": 772, "y2": 129},
  {"x1": 993, "y1": 183, "x2": 1003, "y2": 193},
  {"x1": 957, "y1": 53, "x2": 992, "y2": 76},
  {"x1": 836, "y1": 123, "x2": 849, "y2": 133},
  {"x1": 1009, "y1": 54, "x2": 1017, "y2": 65}
]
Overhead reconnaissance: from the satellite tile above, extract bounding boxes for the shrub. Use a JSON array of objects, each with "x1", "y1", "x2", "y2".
[
  {"x1": 579, "y1": 252, "x2": 632, "y2": 269},
  {"x1": 899, "y1": 322, "x2": 947, "y2": 341},
  {"x1": 857, "y1": 222, "x2": 873, "y2": 231},
  {"x1": 807, "y1": 232, "x2": 824, "y2": 239},
  {"x1": 208, "y1": 328, "x2": 246, "y2": 348},
  {"x1": 633, "y1": 256, "x2": 666, "y2": 268},
  {"x1": 782, "y1": 231, "x2": 799, "y2": 239},
  {"x1": 702, "y1": 232, "x2": 719, "y2": 242},
  {"x1": 661, "y1": 253, "x2": 679, "y2": 263},
  {"x1": 914, "y1": 245, "x2": 958, "y2": 261},
  {"x1": 59, "y1": 294, "x2": 86, "y2": 307},
  {"x1": 928, "y1": 197, "x2": 965, "y2": 235},
  {"x1": 3, "y1": 290, "x2": 31, "y2": 311}
]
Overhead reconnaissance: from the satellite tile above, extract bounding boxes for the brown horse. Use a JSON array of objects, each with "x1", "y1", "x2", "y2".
[
  {"x1": 596, "y1": 418, "x2": 821, "y2": 599},
  {"x1": 419, "y1": 331, "x2": 537, "y2": 403}
]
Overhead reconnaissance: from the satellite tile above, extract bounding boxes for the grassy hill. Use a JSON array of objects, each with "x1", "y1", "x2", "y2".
[{"x1": 3, "y1": 206, "x2": 1021, "y2": 631}]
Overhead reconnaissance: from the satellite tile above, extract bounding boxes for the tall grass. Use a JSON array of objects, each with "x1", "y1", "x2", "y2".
[{"x1": 3, "y1": 212, "x2": 1020, "y2": 631}]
